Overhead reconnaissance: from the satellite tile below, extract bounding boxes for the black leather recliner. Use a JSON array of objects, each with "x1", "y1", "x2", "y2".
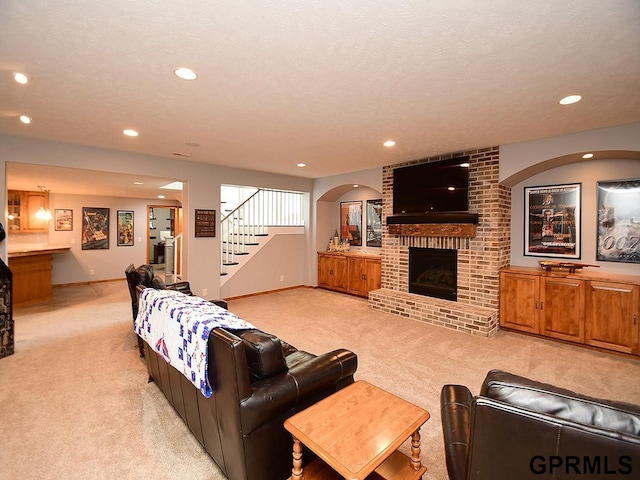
[{"x1": 440, "y1": 370, "x2": 640, "y2": 479}]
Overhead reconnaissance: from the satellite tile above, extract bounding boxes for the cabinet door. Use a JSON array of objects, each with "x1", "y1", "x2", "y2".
[
  {"x1": 586, "y1": 282, "x2": 639, "y2": 355},
  {"x1": 540, "y1": 277, "x2": 585, "y2": 343},
  {"x1": 499, "y1": 272, "x2": 539, "y2": 333},
  {"x1": 366, "y1": 258, "x2": 381, "y2": 293},
  {"x1": 347, "y1": 257, "x2": 366, "y2": 296},
  {"x1": 318, "y1": 254, "x2": 333, "y2": 289},
  {"x1": 332, "y1": 256, "x2": 348, "y2": 292},
  {"x1": 7, "y1": 191, "x2": 22, "y2": 232},
  {"x1": 25, "y1": 191, "x2": 49, "y2": 231}
]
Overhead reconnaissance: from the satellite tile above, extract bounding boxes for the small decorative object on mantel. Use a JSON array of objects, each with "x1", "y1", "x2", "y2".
[{"x1": 539, "y1": 261, "x2": 600, "y2": 274}]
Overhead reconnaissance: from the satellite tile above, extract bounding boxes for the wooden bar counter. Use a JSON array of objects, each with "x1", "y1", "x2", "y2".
[{"x1": 8, "y1": 246, "x2": 71, "y2": 307}]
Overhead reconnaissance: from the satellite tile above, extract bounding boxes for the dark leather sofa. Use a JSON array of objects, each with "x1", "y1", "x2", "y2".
[
  {"x1": 441, "y1": 370, "x2": 640, "y2": 480},
  {"x1": 133, "y1": 280, "x2": 358, "y2": 480}
]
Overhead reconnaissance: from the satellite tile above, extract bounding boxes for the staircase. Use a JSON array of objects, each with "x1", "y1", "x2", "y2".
[{"x1": 220, "y1": 187, "x2": 304, "y2": 282}]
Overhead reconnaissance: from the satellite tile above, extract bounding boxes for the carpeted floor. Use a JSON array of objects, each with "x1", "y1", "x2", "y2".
[{"x1": 2, "y1": 282, "x2": 639, "y2": 479}]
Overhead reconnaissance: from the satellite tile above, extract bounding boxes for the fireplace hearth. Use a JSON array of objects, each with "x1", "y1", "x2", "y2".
[{"x1": 409, "y1": 247, "x2": 457, "y2": 301}]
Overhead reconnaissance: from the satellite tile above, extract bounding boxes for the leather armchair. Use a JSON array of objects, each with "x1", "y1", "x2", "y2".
[{"x1": 440, "y1": 370, "x2": 640, "y2": 479}]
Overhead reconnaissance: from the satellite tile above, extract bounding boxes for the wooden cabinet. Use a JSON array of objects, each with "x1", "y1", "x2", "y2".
[
  {"x1": 500, "y1": 267, "x2": 640, "y2": 357},
  {"x1": 7, "y1": 190, "x2": 50, "y2": 233},
  {"x1": 586, "y1": 281, "x2": 639, "y2": 355},
  {"x1": 318, "y1": 252, "x2": 381, "y2": 298},
  {"x1": 499, "y1": 272, "x2": 540, "y2": 333},
  {"x1": 347, "y1": 256, "x2": 382, "y2": 297},
  {"x1": 318, "y1": 253, "x2": 348, "y2": 292}
]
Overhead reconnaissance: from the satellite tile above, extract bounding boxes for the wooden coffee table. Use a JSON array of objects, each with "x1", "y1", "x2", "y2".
[{"x1": 283, "y1": 380, "x2": 430, "y2": 480}]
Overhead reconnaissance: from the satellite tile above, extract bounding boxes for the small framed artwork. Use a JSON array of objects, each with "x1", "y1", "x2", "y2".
[
  {"x1": 524, "y1": 183, "x2": 581, "y2": 259},
  {"x1": 340, "y1": 200, "x2": 362, "y2": 247},
  {"x1": 117, "y1": 210, "x2": 134, "y2": 246},
  {"x1": 195, "y1": 209, "x2": 216, "y2": 237},
  {"x1": 596, "y1": 179, "x2": 640, "y2": 264},
  {"x1": 82, "y1": 207, "x2": 110, "y2": 250},
  {"x1": 366, "y1": 199, "x2": 383, "y2": 247},
  {"x1": 54, "y1": 209, "x2": 73, "y2": 231}
]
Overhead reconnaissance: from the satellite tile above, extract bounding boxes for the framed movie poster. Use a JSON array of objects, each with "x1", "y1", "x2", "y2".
[
  {"x1": 340, "y1": 201, "x2": 362, "y2": 247},
  {"x1": 366, "y1": 199, "x2": 382, "y2": 247},
  {"x1": 117, "y1": 210, "x2": 134, "y2": 246},
  {"x1": 82, "y1": 207, "x2": 110, "y2": 250},
  {"x1": 54, "y1": 209, "x2": 73, "y2": 231},
  {"x1": 596, "y1": 179, "x2": 640, "y2": 264},
  {"x1": 524, "y1": 183, "x2": 581, "y2": 259}
]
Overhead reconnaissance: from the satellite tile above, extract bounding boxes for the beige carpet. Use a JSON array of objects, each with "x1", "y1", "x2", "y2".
[{"x1": 2, "y1": 282, "x2": 639, "y2": 480}]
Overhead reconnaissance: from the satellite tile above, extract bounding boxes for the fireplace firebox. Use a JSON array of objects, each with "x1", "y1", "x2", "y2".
[{"x1": 408, "y1": 247, "x2": 457, "y2": 301}]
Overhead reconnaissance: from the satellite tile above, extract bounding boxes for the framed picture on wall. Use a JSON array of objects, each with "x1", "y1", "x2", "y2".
[
  {"x1": 82, "y1": 207, "x2": 110, "y2": 250},
  {"x1": 524, "y1": 183, "x2": 581, "y2": 259},
  {"x1": 117, "y1": 210, "x2": 134, "y2": 246},
  {"x1": 54, "y1": 209, "x2": 73, "y2": 231},
  {"x1": 366, "y1": 199, "x2": 382, "y2": 247},
  {"x1": 596, "y1": 179, "x2": 640, "y2": 264},
  {"x1": 340, "y1": 201, "x2": 362, "y2": 247}
]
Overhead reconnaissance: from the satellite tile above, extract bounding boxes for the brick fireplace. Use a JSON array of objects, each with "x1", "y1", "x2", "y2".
[{"x1": 369, "y1": 146, "x2": 511, "y2": 336}]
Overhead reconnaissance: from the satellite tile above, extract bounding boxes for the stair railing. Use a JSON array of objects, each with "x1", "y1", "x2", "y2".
[{"x1": 220, "y1": 188, "x2": 304, "y2": 275}]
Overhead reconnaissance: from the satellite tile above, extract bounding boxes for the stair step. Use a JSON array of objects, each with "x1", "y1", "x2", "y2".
[
  {"x1": 220, "y1": 272, "x2": 228, "y2": 276},
  {"x1": 222, "y1": 251, "x2": 249, "y2": 256},
  {"x1": 223, "y1": 262, "x2": 239, "y2": 266}
]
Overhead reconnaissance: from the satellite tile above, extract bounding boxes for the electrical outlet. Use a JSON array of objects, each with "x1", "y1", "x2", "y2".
[
  {"x1": 280, "y1": 275, "x2": 284, "y2": 282},
  {"x1": 89, "y1": 269, "x2": 95, "y2": 276},
  {"x1": 202, "y1": 288, "x2": 208, "y2": 297}
]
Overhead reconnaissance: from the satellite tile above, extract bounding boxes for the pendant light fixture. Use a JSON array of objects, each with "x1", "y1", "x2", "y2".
[{"x1": 35, "y1": 186, "x2": 53, "y2": 221}]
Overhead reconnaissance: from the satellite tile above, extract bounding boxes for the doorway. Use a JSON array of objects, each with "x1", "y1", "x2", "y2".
[{"x1": 147, "y1": 205, "x2": 182, "y2": 278}]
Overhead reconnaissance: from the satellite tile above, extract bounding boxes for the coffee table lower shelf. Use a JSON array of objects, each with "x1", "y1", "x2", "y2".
[{"x1": 297, "y1": 450, "x2": 427, "y2": 480}]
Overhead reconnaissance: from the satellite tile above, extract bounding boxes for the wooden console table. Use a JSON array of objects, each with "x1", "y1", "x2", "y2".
[{"x1": 284, "y1": 380, "x2": 430, "y2": 480}]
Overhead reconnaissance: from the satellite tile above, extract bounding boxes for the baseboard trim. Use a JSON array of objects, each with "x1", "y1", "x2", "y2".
[
  {"x1": 54, "y1": 278, "x2": 124, "y2": 288},
  {"x1": 224, "y1": 285, "x2": 312, "y2": 301}
]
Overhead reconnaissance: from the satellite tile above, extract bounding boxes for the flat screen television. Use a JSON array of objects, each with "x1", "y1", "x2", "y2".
[{"x1": 393, "y1": 156, "x2": 470, "y2": 215}]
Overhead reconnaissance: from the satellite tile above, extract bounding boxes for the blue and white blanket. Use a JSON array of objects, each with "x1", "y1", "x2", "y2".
[{"x1": 134, "y1": 288, "x2": 255, "y2": 397}]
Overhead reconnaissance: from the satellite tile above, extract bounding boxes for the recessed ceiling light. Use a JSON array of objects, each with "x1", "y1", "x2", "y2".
[
  {"x1": 123, "y1": 129, "x2": 139, "y2": 137},
  {"x1": 157, "y1": 195, "x2": 166, "y2": 199},
  {"x1": 174, "y1": 67, "x2": 198, "y2": 80},
  {"x1": 383, "y1": 140, "x2": 396, "y2": 147},
  {"x1": 14, "y1": 73, "x2": 29, "y2": 84},
  {"x1": 353, "y1": 184, "x2": 359, "y2": 188},
  {"x1": 582, "y1": 153, "x2": 594, "y2": 159},
  {"x1": 133, "y1": 181, "x2": 144, "y2": 185},
  {"x1": 297, "y1": 163, "x2": 306, "y2": 167},
  {"x1": 19, "y1": 115, "x2": 31, "y2": 124},
  {"x1": 184, "y1": 141, "x2": 200, "y2": 147},
  {"x1": 559, "y1": 95, "x2": 582, "y2": 105}
]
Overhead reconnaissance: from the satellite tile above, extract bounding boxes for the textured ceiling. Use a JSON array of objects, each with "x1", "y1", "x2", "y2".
[{"x1": 1, "y1": 0, "x2": 640, "y2": 197}]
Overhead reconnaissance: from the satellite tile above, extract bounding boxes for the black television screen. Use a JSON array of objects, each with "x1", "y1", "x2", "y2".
[{"x1": 393, "y1": 156, "x2": 470, "y2": 214}]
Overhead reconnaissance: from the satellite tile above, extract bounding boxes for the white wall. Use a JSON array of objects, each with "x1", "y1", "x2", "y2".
[
  {"x1": 1, "y1": 134, "x2": 313, "y2": 299},
  {"x1": 220, "y1": 232, "x2": 306, "y2": 298},
  {"x1": 8, "y1": 192, "x2": 179, "y2": 285},
  {"x1": 500, "y1": 122, "x2": 640, "y2": 185},
  {"x1": 510, "y1": 158, "x2": 640, "y2": 275}
]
